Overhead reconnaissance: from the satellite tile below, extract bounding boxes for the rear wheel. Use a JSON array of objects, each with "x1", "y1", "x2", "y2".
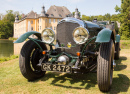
[
  {"x1": 114, "y1": 42, "x2": 120, "y2": 60},
  {"x1": 19, "y1": 40, "x2": 47, "y2": 81},
  {"x1": 97, "y1": 40, "x2": 115, "y2": 92}
]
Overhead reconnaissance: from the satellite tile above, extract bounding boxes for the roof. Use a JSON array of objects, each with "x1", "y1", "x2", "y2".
[
  {"x1": 46, "y1": 5, "x2": 71, "y2": 18},
  {"x1": 25, "y1": 11, "x2": 39, "y2": 19},
  {"x1": 21, "y1": 11, "x2": 40, "y2": 20},
  {"x1": 20, "y1": 5, "x2": 71, "y2": 20}
]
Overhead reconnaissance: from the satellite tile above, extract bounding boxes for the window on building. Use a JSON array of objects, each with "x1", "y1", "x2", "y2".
[
  {"x1": 40, "y1": 26, "x2": 41, "y2": 30},
  {"x1": 54, "y1": 27, "x2": 56, "y2": 30},
  {"x1": 31, "y1": 27, "x2": 33, "y2": 30},
  {"x1": 49, "y1": 19, "x2": 51, "y2": 23},
  {"x1": 53, "y1": 19, "x2": 55, "y2": 23},
  {"x1": 40, "y1": 18, "x2": 41, "y2": 22},
  {"x1": 57, "y1": 19, "x2": 59, "y2": 22},
  {"x1": 31, "y1": 21, "x2": 33, "y2": 24},
  {"x1": 50, "y1": 26, "x2": 52, "y2": 29}
]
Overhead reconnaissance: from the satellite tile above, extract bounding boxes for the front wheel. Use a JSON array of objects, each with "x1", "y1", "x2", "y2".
[
  {"x1": 97, "y1": 40, "x2": 115, "y2": 92},
  {"x1": 19, "y1": 40, "x2": 47, "y2": 81}
]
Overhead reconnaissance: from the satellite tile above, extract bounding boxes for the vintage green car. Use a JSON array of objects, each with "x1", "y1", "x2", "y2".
[{"x1": 14, "y1": 17, "x2": 120, "y2": 92}]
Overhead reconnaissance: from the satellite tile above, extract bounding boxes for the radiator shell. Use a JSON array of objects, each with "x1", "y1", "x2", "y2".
[{"x1": 56, "y1": 22, "x2": 80, "y2": 56}]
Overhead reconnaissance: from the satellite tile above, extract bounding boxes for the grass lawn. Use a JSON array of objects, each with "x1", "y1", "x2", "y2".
[
  {"x1": 0, "y1": 42, "x2": 130, "y2": 94},
  {"x1": 0, "y1": 55, "x2": 18, "y2": 63}
]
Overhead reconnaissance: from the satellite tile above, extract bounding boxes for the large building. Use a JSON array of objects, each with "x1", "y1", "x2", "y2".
[{"x1": 13, "y1": 5, "x2": 72, "y2": 38}]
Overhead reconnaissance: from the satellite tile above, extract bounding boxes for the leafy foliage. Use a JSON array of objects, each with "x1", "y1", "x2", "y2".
[
  {"x1": 81, "y1": 13, "x2": 115, "y2": 21},
  {"x1": 0, "y1": 20, "x2": 13, "y2": 38},
  {"x1": 115, "y1": 0, "x2": 130, "y2": 40},
  {"x1": 0, "y1": 10, "x2": 22, "y2": 39},
  {"x1": 81, "y1": 0, "x2": 130, "y2": 40},
  {"x1": 0, "y1": 55, "x2": 18, "y2": 63},
  {"x1": 115, "y1": 5, "x2": 121, "y2": 12}
]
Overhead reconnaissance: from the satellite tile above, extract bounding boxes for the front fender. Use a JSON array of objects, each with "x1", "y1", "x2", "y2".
[
  {"x1": 115, "y1": 35, "x2": 120, "y2": 43},
  {"x1": 95, "y1": 28, "x2": 113, "y2": 43},
  {"x1": 14, "y1": 31, "x2": 41, "y2": 43}
]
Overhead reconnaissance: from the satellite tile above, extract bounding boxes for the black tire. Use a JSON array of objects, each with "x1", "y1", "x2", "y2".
[
  {"x1": 114, "y1": 42, "x2": 120, "y2": 60},
  {"x1": 97, "y1": 40, "x2": 115, "y2": 92},
  {"x1": 19, "y1": 40, "x2": 47, "y2": 81}
]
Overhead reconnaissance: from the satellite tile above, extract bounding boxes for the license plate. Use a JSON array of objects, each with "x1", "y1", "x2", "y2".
[{"x1": 41, "y1": 63, "x2": 72, "y2": 73}]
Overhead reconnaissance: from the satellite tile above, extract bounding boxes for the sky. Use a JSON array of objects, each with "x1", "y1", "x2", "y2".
[{"x1": 0, "y1": 0, "x2": 121, "y2": 16}]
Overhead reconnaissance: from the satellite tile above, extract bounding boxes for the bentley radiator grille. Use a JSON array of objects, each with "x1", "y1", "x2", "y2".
[{"x1": 57, "y1": 22, "x2": 80, "y2": 55}]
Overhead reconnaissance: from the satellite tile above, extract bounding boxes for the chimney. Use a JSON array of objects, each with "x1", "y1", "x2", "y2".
[
  {"x1": 74, "y1": 8, "x2": 80, "y2": 19},
  {"x1": 41, "y1": 5, "x2": 46, "y2": 16},
  {"x1": 15, "y1": 14, "x2": 19, "y2": 22}
]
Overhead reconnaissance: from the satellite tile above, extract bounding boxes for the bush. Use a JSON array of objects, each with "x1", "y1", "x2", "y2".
[
  {"x1": 0, "y1": 55, "x2": 19, "y2": 63},
  {"x1": 8, "y1": 37, "x2": 18, "y2": 40}
]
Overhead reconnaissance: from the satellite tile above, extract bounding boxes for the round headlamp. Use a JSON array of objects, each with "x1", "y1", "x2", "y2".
[
  {"x1": 72, "y1": 27, "x2": 89, "y2": 44},
  {"x1": 41, "y1": 28, "x2": 55, "y2": 44}
]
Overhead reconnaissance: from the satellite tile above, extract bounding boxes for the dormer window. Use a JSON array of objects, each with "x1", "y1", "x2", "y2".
[
  {"x1": 59, "y1": 14, "x2": 62, "y2": 17},
  {"x1": 51, "y1": 14, "x2": 54, "y2": 17}
]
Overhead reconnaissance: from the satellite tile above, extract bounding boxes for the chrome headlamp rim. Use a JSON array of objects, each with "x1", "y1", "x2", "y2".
[
  {"x1": 41, "y1": 28, "x2": 55, "y2": 44},
  {"x1": 72, "y1": 26, "x2": 89, "y2": 44}
]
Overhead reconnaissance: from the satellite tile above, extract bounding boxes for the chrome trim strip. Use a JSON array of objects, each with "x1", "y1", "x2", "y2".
[
  {"x1": 41, "y1": 28, "x2": 55, "y2": 44},
  {"x1": 58, "y1": 17, "x2": 85, "y2": 27},
  {"x1": 72, "y1": 26, "x2": 89, "y2": 44}
]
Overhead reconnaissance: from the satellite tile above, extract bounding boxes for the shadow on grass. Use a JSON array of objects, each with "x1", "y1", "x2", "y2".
[
  {"x1": 36, "y1": 72, "x2": 129, "y2": 93},
  {"x1": 109, "y1": 74, "x2": 130, "y2": 94},
  {"x1": 40, "y1": 73, "x2": 97, "y2": 89},
  {"x1": 33, "y1": 56, "x2": 129, "y2": 93},
  {"x1": 114, "y1": 56, "x2": 127, "y2": 71}
]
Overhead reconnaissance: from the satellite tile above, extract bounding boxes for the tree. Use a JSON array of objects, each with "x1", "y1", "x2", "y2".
[
  {"x1": 115, "y1": 0, "x2": 130, "y2": 40},
  {"x1": 0, "y1": 20, "x2": 13, "y2": 38},
  {"x1": 114, "y1": 21, "x2": 119, "y2": 34},
  {"x1": 0, "y1": 13, "x2": 3, "y2": 20},
  {"x1": 0, "y1": 10, "x2": 22, "y2": 39},
  {"x1": 81, "y1": 15, "x2": 91, "y2": 21},
  {"x1": 104, "y1": 13, "x2": 111, "y2": 21},
  {"x1": 97, "y1": 15, "x2": 104, "y2": 21},
  {"x1": 111, "y1": 14, "x2": 119, "y2": 21},
  {"x1": 14, "y1": 11, "x2": 22, "y2": 20},
  {"x1": 115, "y1": 5, "x2": 121, "y2": 12},
  {"x1": 3, "y1": 10, "x2": 15, "y2": 23},
  {"x1": 90, "y1": 16, "x2": 95, "y2": 21}
]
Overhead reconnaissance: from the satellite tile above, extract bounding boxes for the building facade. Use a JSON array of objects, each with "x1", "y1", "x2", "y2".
[{"x1": 14, "y1": 5, "x2": 72, "y2": 38}]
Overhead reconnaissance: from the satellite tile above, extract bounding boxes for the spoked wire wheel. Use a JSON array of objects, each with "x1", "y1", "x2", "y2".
[{"x1": 19, "y1": 40, "x2": 47, "y2": 81}]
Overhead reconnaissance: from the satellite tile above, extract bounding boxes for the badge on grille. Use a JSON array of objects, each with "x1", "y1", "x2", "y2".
[
  {"x1": 67, "y1": 42, "x2": 71, "y2": 48},
  {"x1": 61, "y1": 43, "x2": 65, "y2": 47}
]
